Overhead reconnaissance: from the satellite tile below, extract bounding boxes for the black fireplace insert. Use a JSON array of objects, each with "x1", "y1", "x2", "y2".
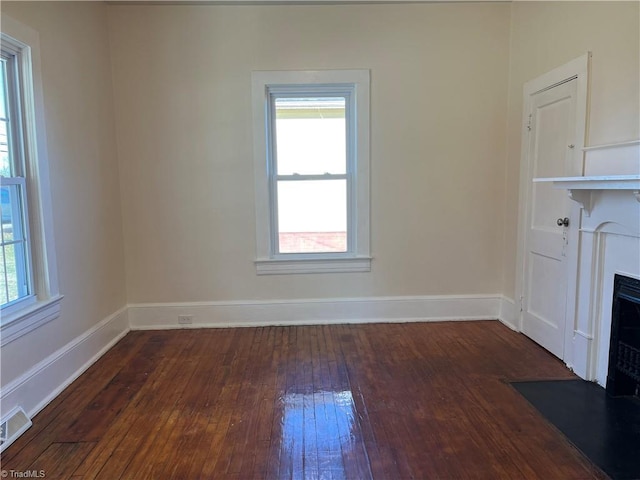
[{"x1": 607, "y1": 274, "x2": 640, "y2": 398}]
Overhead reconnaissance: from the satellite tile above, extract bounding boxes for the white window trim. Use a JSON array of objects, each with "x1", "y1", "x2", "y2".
[
  {"x1": 251, "y1": 69, "x2": 371, "y2": 275},
  {"x1": 1, "y1": 16, "x2": 62, "y2": 346}
]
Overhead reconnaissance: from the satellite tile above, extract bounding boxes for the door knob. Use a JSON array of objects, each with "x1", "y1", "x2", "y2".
[{"x1": 557, "y1": 217, "x2": 570, "y2": 227}]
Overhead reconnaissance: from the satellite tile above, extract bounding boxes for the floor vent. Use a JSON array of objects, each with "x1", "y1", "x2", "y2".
[{"x1": 0, "y1": 406, "x2": 32, "y2": 453}]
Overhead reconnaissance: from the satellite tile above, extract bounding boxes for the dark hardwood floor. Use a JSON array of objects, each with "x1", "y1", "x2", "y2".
[{"x1": 1, "y1": 321, "x2": 607, "y2": 479}]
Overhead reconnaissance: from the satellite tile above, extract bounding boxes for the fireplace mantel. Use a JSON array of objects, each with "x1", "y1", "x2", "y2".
[
  {"x1": 533, "y1": 175, "x2": 640, "y2": 215},
  {"x1": 525, "y1": 141, "x2": 640, "y2": 385},
  {"x1": 553, "y1": 175, "x2": 640, "y2": 385}
]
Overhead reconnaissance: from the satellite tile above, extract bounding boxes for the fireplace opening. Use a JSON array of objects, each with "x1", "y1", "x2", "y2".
[{"x1": 606, "y1": 274, "x2": 640, "y2": 398}]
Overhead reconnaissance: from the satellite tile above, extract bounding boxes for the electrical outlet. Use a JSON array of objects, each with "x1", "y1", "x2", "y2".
[{"x1": 178, "y1": 315, "x2": 193, "y2": 325}]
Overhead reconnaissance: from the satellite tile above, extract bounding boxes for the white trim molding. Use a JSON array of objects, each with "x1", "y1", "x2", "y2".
[
  {"x1": 255, "y1": 256, "x2": 372, "y2": 275},
  {"x1": 129, "y1": 294, "x2": 502, "y2": 330},
  {"x1": 0, "y1": 307, "x2": 130, "y2": 421},
  {"x1": 0, "y1": 295, "x2": 63, "y2": 347},
  {"x1": 498, "y1": 296, "x2": 518, "y2": 331}
]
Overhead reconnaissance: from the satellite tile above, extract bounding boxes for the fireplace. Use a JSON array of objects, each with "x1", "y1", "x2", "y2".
[
  {"x1": 606, "y1": 274, "x2": 640, "y2": 397},
  {"x1": 541, "y1": 141, "x2": 640, "y2": 383}
]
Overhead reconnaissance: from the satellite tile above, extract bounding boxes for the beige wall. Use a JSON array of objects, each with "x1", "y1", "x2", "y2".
[
  {"x1": 108, "y1": 3, "x2": 511, "y2": 303},
  {"x1": 0, "y1": 0, "x2": 633, "y2": 342},
  {"x1": 1, "y1": 0, "x2": 636, "y2": 427},
  {"x1": 0, "y1": 2, "x2": 127, "y2": 385},
  {"x1": 502, "y1": 1, "x2": 640, "y2": 299}
]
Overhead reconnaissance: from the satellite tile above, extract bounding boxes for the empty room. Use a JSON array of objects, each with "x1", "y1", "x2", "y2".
[{"x1": 0, "y1": 0, "x2": 639, "y2": 478}]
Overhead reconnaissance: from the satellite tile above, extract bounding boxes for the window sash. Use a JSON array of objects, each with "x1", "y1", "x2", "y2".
[
  {"x1": 1, "y1": 46, "x2": 34, "y2": 310},
  {"x1": 1, "y1": 176, "x2": 34, "y2": 312},
  {"x1": 274, "y1": 177, "x2": 349, "y2": 255},
  {"x1": 267, "y1": 88, "x2": 356, "y2": 257}
]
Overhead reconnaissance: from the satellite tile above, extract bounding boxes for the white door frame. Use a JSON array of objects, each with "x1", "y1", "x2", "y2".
[{"x1": 514, "y1": 53, "x2": 591, "y2": 368}]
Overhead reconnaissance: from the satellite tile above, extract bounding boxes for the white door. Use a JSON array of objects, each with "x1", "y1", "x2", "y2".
[{"x1": 522, "y1": 78, "x2": 579, "y2": 359}]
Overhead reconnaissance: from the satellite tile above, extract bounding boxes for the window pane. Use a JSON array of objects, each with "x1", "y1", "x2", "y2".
[
  {"x1": 0, "y1": 59, "x2": 7, "y2": 119},
  {"x1": 1, "y1": 240, "x2": 29, "y2": 306},
  {"x1": 0, "y1": 247, "x2": 7, "y2": 305},
  {"x1": 1, "y1": 186, "x2": 14, "y2": 242},
  {"x1": 3, "y1": 242, "x2": 20, "y2": 303},
  {"x1": 277, "y1": 179, "x2": 347, "y2": 254},
  {"x1": 0, "y1": 60, "x2": 11, "y2": 177},
  {"x1": 0, "y1": 182, "x2": 30, "y2": 307},
  {"x1": 1, "y1": 184, "x2": 25, "y2": 243},
  {"x1": 275, "y1": 97, "x2": 346, "y2": 175},
  {"x1": 0, "y1": 120, "x2": 10, "y2": 177}
]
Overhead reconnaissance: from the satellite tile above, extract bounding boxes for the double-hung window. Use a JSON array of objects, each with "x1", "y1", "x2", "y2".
[
  {"x1": 1, "y1": 19, "x2": 61, "y2": 345},
  {"x1": 252, "y1": 70, "x2": 371, "y2": 274},
  {"x1": 1, "y1": 50, "x2": 33, "y2": 309}
]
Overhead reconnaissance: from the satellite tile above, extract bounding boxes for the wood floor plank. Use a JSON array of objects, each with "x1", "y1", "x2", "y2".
[
  {"x1": 2, "y1": 321, "x2": 609, "y2": 480},
  {"x1": 172, "y1": 329, "x2": 237, "y2": 479},
  {"x1": 27, "y1": 442, "x2": 95, "y2": 479},
  {"x1": 0, "y1": 332, "x2": 149, "y2": 468},
  {"x1": 76, "y1": 331, "x2": 195, "y2": 478},
  {"x1": 113, "y1": 330, "x2": 218, "y2": 480},
  {"x1": 57, "y1": 339, "x2": 161, "y2": 443}
]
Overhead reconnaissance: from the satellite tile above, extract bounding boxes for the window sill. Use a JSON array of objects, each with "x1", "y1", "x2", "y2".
[
  {"x1": 256, "y1": 257, "x2": 372, "y2": 275},
  {"x1": 1, "y1": 295, "x2": 63, "y2": 347}
]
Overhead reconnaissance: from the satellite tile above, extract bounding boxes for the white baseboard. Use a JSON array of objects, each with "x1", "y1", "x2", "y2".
[
  {"x1": 129, "y1": 294, "x2": 502, "y2": 330},
  {"x1": 0, "y1": 306, "x2": 130, "y2": 420},
  {"x1": 498, "y1": 296, "x2": 520, "y2": 331}
]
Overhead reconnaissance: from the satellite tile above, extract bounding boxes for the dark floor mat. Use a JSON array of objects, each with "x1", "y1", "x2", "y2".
[{"x1": 512, "y1": 379, "x2": 640, "y2": 480}]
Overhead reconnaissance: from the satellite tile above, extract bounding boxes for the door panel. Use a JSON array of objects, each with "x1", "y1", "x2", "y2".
[
  {"x1": 529, "y1": 230, "x2": 563, "y2": 259},
  {"x1": 522, "y1": 79, "x2": 578, "y2": 359},
  {"x1": 528, "y1": 253, "x2": 566, "y2": 325}
]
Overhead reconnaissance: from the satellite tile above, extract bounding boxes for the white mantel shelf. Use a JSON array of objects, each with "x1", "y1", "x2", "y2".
[
  {"x1": 533, "y1": 175, "x2": 640, "y2": 189},
  {"x1": 533, "y1": 175, "x2": 640, "y2": 215}
]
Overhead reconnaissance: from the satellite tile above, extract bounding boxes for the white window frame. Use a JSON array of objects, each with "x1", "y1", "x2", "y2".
[
  {"x1": 1, "y1": 16, "x2": 61, "y2": 346},
  {"x1": 2, "y1": 37, "x2": 36, "y2": 314},
  {"x1": 251, "y1": 70, "x2": 371, "y2": 275}
]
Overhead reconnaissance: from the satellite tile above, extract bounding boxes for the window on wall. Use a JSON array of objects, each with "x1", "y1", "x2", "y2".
[
  {"x1": 1, "y1": 21, "x2": 61, "y2": 346},
  {"x1": 1, "y1": 49, "x2": 34, "y2": 309},
  {"x1": 252, "y1": 70, "x2": 371, "y2": 275},
  {"x1": 275, "y1": 96, "x2": 348, "y2": 254}
]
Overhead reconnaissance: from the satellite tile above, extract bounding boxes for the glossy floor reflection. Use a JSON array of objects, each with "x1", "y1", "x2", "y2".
[
  {"x1": 2, "y1": 323, "x2": 608, "y2": 479},
  {"x1": 278, "y1": 390, "x2": 370, "y2": 479}
]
